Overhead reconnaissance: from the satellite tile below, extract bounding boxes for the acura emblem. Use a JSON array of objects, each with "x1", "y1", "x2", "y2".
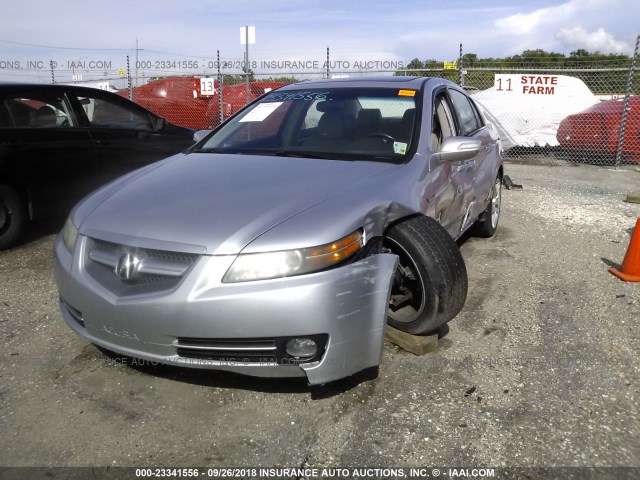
[{"x1": 115, "y1": 252, "x2": 141, "y2": 281}]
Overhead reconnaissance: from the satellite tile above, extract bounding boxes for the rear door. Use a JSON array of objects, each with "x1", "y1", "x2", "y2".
[{"x1": 0, "y1": 87, "x2": 96, "y2": 217}]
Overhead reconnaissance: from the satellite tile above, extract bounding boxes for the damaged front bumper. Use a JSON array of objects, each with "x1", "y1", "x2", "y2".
[{"x1": 54, "y1": 234, "x2": 397, "y2": 385}]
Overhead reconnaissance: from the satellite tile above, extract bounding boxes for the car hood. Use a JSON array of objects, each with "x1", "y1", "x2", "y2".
[{"x1": 78, "y1": 153, "x2": 396, "y2": 255}]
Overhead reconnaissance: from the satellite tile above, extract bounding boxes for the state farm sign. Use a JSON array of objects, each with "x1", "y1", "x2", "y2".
[
  {"x1": 473, "y1": 74, "x2": 600, "y2": 149},
  {"x1": 494, "y1": 74, "x2": 559, "y2": 95}
]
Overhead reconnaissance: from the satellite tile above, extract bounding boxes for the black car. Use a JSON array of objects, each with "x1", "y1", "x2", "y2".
[{"x1": 0, "y1": 83, "x2": 195, "y2": 249}]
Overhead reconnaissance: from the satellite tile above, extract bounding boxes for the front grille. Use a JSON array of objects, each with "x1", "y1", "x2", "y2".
[
  {"x1": 176, "y1": 338, "x2": 278, "y2": 364},
  {"x1": 60, "y1": 296, "x2": 84, "y2": 327},
  {"x1": 175, "y1": 335, "x2": 328, "y2": 365},
  {"x1": 85, "y1": 238, "x2": 199, "y2": 296}
]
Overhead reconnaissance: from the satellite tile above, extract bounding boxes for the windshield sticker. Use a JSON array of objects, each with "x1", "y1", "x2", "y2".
[
  {"x1": 398, "y1": 89, "x2": 416, "y2": 97},
  {"x1": 393, "y1": 142, "x2": 408, "y2": 155},
  {"x1": 239, "y1": 101, "x2": 283, "y2": 122},
  {"x1": 263, "y1": 91, "x2": 329, "y2": 102}
]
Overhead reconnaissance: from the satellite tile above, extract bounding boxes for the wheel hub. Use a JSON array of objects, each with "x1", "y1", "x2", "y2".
[
  {"x1": 383, "y1": 238, "x2": 426, "y2": 321},
  {"x1": 0, "y1": 204, "x2": 8, "y2": 232},
  {"x1": 491, "y1": 179, "x2": 501, "y2": 228}
]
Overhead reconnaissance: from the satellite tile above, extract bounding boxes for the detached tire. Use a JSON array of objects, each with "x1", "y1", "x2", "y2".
[
  {"x1": 0, "y1": 185, "x2": 26, "y2": 250},
  {"x1": 383, "y1": 216, "x2": 468, "y2": 335},
  {"x1": 470, "y1": 173, "x2": 502, "y2": 238}
]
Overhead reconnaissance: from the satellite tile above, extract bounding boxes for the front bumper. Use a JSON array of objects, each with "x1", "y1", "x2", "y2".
[{"x1": 54, "y1": 235, "x2": 397, "y2": 385}]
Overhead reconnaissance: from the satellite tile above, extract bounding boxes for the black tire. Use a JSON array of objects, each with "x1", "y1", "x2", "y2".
[
  {"x1": 383, "y1": 216, "x2": 468, "y2": 335},
  {"x1": 470, "y1": 173, "x2": 502, "y2": 238},
  {"x1": 0, "y1": 185, "x2": 27, "y2": 250}
]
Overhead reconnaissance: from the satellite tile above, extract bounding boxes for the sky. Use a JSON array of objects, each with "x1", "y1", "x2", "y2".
[{"x1": 0, "y1": 0, "x2": 638, "y2": 84}]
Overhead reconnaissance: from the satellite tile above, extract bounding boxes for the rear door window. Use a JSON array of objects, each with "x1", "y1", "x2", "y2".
[
  {"x1": 1, "y1": 94, "x2": 75, "y2": 128},
  {"x1": 448, "y1": 89, "x2": 484, "y2": 135}
]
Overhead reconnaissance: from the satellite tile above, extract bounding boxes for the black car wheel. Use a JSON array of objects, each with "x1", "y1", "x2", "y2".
[
  {"x1": 470, "y1": 173, "x2": 502, "y2": 238},
  {"x1": 383, "y1": 216, "x2": 468, "y2": 335},
  {"x1": 0, "y1": 185, "x2": 26, "y2": 250}
]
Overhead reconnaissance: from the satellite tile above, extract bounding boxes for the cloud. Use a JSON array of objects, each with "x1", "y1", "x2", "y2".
[
  {"x1": 555, "y1": 27, "x2": 631, "y2": 54},
  {"x1": 1, "y1": 0, "x2": 638, "y2": 78},
  {"x1": 495, "y1": 2, "x2": 577, "y2": 35},
  {"x1": 492, "y1": 0, "x2": 637, "y2": 55}
]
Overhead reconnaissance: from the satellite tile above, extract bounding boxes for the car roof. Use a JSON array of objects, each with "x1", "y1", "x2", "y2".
[
  {"x1": 0, "y1": 82, "x2": 121, "y2": 97},
  {"x1": 281, "y1": 76, "x2": 444, "y2": 90}
]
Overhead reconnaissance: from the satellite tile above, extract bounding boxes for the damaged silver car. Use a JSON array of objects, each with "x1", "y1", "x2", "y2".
[{"x1": 54, "y1": 77, "x2": 503, "y2": 385}]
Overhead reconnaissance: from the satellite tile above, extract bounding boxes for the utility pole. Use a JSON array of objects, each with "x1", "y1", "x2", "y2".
[
  {"x1": 326, "y1": 47, "x2": 330, "y2": 79},
  {"x1": 459, "y1": 43, "x2": 465, "y2": 87},
  {"x1": 240, "y1": 26, "x2": 255, "y2": 104},
  {"x1": 217, "y1": 49, "x2": 223, "y2": 126},
  {"x1": 135, "y1": 39, "x2": 144, "y2": 88},
  {"x1": 245, "y1": 27, "x2": 249, "y2": 103},
  {"x1": 127, "y1": 55, "x2": 132, "y2": 100}
]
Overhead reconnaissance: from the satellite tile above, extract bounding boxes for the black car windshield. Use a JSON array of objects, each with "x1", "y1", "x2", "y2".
[{"x1": 197, "y1": 87, "x2": 419, "y2": 163}]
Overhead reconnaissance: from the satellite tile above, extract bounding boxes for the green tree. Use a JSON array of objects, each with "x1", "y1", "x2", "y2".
[
  {"x1": 395, "y1": 49, "x2": 636, "y2": 93},
  {"x1": 406, "y1": 58, "x2": 425, "y2": 70}
]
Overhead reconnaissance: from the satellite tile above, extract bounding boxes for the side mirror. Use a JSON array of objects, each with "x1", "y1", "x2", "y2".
[
  {"x1": 193, "y1": 130, "x2": 212, "y2": 143},
  {"x1": 152, "y1": 116, "x2": 166, "y2": 131},
  {"x1": 436, "y1": 136, "x2": 482, "y2": 162}
]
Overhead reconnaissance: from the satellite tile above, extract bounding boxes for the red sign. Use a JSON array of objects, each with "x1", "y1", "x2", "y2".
[{"x1": 495, "y1": 74, "x2": 559, "y2": 95}]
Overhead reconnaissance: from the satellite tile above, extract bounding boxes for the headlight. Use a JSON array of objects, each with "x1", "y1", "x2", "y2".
[
  {"x1": 61, "y1": 217, "x2": 79, "y2": 252},
  {"x1": 223, "y1": 230, "x2": 363, "y2": 283}
]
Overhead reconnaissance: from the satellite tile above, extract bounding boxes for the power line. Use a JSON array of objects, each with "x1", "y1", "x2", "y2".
[
  {"x1": 0, "y1": 39, "x2": 130, "y2": 51},
  {"x1": 0, "y1": 39, "x2": 227, "y2": 60}
]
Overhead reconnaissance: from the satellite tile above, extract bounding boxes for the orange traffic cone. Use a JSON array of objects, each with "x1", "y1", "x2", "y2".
[{"x1": 609, "y1": 218, "x2": 640, "y2": 282}]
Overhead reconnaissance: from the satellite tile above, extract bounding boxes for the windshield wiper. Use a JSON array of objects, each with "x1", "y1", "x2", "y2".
[
  {"x1": 195, "y1": 147, "x2": 229, "y2": 154},
  {"x1": 274, "y1": 150, "x2": 346, "y2": 160},
  {"x1": 207, "y1": 149, "x2": 346, "y2": 160},
  {"x1": 195, "y1": 148, "x2": 355, "y2": 161}
]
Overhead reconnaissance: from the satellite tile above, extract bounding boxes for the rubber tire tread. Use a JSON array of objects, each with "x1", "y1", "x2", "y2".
[
  {"x1": 386, "y1": 216, "x2": 468, "y2": 334},
  {"x1": 0, "y1": 184, "x2": 26, "y2": 251}
]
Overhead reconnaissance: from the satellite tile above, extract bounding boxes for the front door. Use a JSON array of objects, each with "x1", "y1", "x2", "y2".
[
  {"x1": 430, "y1": 92, "x2": 475, "y2": 236},
  {"x1": 0, "y1": 89, "x2": 96, "y2": 218}
]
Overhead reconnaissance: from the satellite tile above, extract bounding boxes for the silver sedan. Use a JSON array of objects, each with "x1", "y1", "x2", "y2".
[{"x1": 54, "y1": 77, "x2": 503, "y2": 385}]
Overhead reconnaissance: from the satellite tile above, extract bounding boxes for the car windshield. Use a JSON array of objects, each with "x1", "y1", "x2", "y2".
[{"x1": 197, "y1": 87, "x2": 419, "y2": 163}]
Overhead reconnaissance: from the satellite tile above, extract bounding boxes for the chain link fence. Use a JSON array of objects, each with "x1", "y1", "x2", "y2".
[
  {"x1": 463, "y1": 53, "x2": 640, "y2": 167},
  {"x1": 396, "y1": 62, "x2": 639, "y2": 166},
  {"x1": 124, "y1": 54, "x2": 639, "y2": 166},
  {"x1": 391, "y1": 42, "x2": 640, "y2": 167},
  {"x1": 2, "y1": 41, "x2": 638, "y2": 166}
]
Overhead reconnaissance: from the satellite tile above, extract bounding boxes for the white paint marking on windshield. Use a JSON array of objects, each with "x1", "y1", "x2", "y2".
[{"x1": 239, "y1": 101, "x2": 283, "y2": 122}]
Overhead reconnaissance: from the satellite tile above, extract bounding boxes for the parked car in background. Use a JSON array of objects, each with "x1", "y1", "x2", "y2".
[
  {"x1": 0, "y1": 83, "x2": 195, "y2": 249},
  {"x1": 54, "y1": 77, "x2": 503, "y2": 385},
  {"x1": 557, "y1": 96, "x2": 640, "y2": 162},
  {"x1": 117, "y1": 77, "x2": 211, "y2": 130},
  {"x1": 120, "y1": 77, "x2": 287, "y2": 130}
]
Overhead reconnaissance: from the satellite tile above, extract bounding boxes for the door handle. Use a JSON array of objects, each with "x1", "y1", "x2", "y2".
[
  {"x1": 137, "y1": 131, "x2": 153, "y2": 140},
  {"x1": 95, "y1": 139, "x2": 112, "y2": 146}
]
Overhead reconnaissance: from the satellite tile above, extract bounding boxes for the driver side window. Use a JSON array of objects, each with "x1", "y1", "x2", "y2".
[{"x1": 76, "y1": 94, "x2": 153, "y2": 131}]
